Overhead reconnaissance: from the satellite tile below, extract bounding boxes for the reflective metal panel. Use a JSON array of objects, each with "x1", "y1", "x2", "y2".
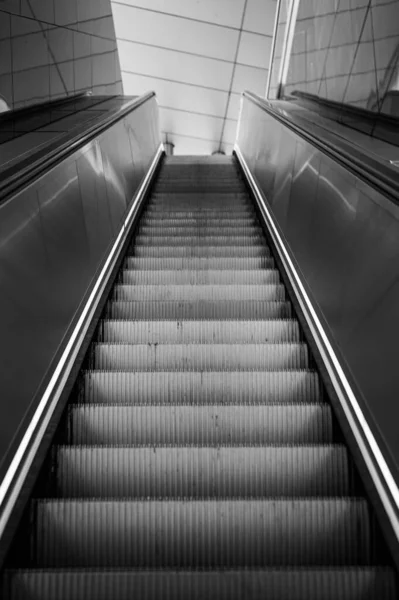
[
  {"x1": 236, "y1": 94, "x2": 399, "y2": 478},
  {"x1": 0, "y1": 96, "x2": 160, "y2": 472}
]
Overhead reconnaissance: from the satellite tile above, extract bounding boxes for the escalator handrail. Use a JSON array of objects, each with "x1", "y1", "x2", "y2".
[
  {"x1": 0, "y1": 91, "x2": 156, "y2": 203},
  {"x1": 242, "y1": 90, "x2": 399, "y2": 204}
]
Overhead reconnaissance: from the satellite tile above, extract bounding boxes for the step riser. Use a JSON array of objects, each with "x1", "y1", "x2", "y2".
[
  {"x1": 3, "y1": 569, "x2": 396, "y2": 600},
  {"x1": 130, "y1": 247, "x2": 270, "y2": 258},
  {"x1": 98, "y1": 320, "x2": 299, "y2": 344},
  {"x1": 120, "y1": 270, "x2": 280, "y2": 285},
  {"x1": 124, "y1": 257, "x2": 275, "y2": 270},
  {"x1": 68, "y1": 404, "x2": 333, "y2": 445},
  {"x1": 111, "y1": 285, "x2": 285, "y2": 303},
  {"x1": 105, "y1": 301, "x2": 292, "y2": 320},
  {"x1": 137, "y1": 227, "x2": 263, "y2": 235},
  {"x1": 91, "y1": 344, "x2": 309, "y2": 371},
  {"x1": 140, "y1": 220, "x2": 259, "y2": 227},
  {"x1": 133, "y1": 237, "x2": 266, "y2": 246},
  {"x1": 81, "y1": 371, "x2": 322, "y2": 405},
  {"x1": 55, "y1": 447, "x2": 351, "y2": 498},
  {"x1": 33, "y1": 500, "x2": 371, "y2": 567}
]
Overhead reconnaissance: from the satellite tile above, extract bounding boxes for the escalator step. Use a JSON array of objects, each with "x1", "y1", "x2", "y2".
[
  {"x1": 152, "y1": 185, "x2": 248, "y2": 192},
  {"x1": 124, "y1": 256, "x2": 275, "y2": 270},
  {"x1": 54, "y1": 445, "x2": 351, "y2": 498},
  {"x1": 133, "y1": 235, "x2": 266, "y2": 246},
  {"x1": 105, "y1": 300, "x2": 291, "y2": 320},
  {"x1": 144, "y1": 206, "x2": 253, "y2": 213},
  {"x1": 111, "y1": 284, "x2": 285, "y2": 302},
  {"x1": 147, "y1": 198, "x2": 250, "y2": 205},
  {"x1": 147, "y1": 202, "x2": 251, "y2": 211},
  {"x1": 140, "y1": 217, "x2": 258, "y2": 225},
  {"x1": 137, "y1": 226, "x2": 264, "y2": 235},
  {"x1": 120, "y1": 268, "x2": 280, "y2": 285},
  {"x1": 98, "y1": 319, "x2": 299, "y2": 343},
  {"x1": 91, "y1": 342, "x2": 309, "y2": 371},
  {"x1": 33, "y1": 498, "x2": 371, "y2": 567},
  {"x1": 81, "y1": 370, "x2": 322, "y2": 404},
  {"x1": 67, "y1": 403, "x2": 333, "y2": 445},
  {"x1": 130, "y1": 246, "x2": 270, "y2": 258},
  {"x1": 3, "y1": 568, "x2": 397, "y2": 600}
]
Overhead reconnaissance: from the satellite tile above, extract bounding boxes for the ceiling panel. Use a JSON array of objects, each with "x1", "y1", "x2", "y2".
[
  {"x1": 114, "y1": 0, "x2": 246, "y2": 29},
  {"x1": 237, "y1": 31, "x2": 272, "y2": 68},
  {"x1": 232, "y1": 64, "x2": 268, "y2": 95},
  {"x1": 117, "y1": 40, "x2": 234, "y2": 90},
  {"x1": 112, "y1": 4, "x2": 239, "y2": 61},
  {"x1": 243, "y1": 0, "x2": 277, "y2": 36},
  {"x1": 123, "y1": 72, "x2": 228, "y2": 117},
  {"x1": 160, "y1": 106, "x2": 224, "y2": 141},
  {"x1": 111, "y1": 0, "x2": 276, "y2": 154}
]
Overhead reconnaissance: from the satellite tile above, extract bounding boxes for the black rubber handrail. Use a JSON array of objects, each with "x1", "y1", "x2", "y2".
[
  {"x1": 243, "y1": 90, "x2": 399, "y2": 203},
  {"x1": 0, "y1": 91, "x2": 156, "y2": 203}
]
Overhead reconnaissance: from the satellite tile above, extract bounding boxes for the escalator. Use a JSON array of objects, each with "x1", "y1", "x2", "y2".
[{"x1": 1, "y1": 154, "x2": 397, "y2": 598}]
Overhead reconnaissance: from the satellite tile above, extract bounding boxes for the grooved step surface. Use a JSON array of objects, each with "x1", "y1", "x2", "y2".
[
  {"x1": 111, "y1": 284, "x2": 285, "y2": 302},
  {"x1": 133, "y1": 236, "x2": 266, "y2": 246},
  {"x1": 82, "y1": 370, "x2": 323, "y2": 404},
  {"x1": 99, "y1": 320, "x2": 300, "y2": 343},
  {"x1": 55, "y1": 446, "x2": 351, "y2": 498},
  {"x1": 120, "y1": 269, "x2": 280, "y2": 285},
  {"x1": 140, "y1": 217, "x2": 259, "y2": 225},
  {"x1": 3, "y1": 568, "x2": 397, "y2": 600},
  {"x1": 124, "y1": 256, "x2": 275, "y2": 270},
  {"x1": 68, "y1": 404, "x2": 333, "y2": 445},
  {"x1": 130, "y1": 246, "x2": 270, "y2": 258},
  {"x1": 137, "y1": 226, "x2": 263, "y2": 235},
  {"x1": 33, "y1": 499, "x2": 371, "y2": 567},
  {"x1": 106, "y1": 300, "x2": 291, "y2": 320},
  {"x1": 92, "y1": 343, "x2": 309, "y2": 371}
]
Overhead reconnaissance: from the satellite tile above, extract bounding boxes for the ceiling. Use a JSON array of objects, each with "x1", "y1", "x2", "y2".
[{"x1": 110, "y1": 0, "x2": 277, "y2": 154}]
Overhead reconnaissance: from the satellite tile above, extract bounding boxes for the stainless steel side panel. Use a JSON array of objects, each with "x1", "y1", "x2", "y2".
[
  {"x1": 237, "y1": 96, "x2": 399, "y2": 479},
  {"x1": 0, "y1": 97, "x2": 160, "y2": 471}
]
